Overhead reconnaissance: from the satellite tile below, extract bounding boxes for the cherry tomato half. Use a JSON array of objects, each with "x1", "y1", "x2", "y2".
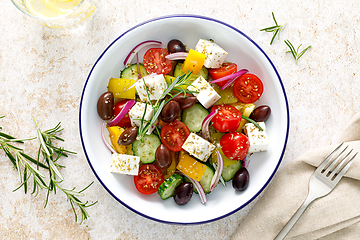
[
  {"x1": 208, "y1": 62, "x2": 237, "y2": 87},
  {"x1": 220, "y1": 132, "x2": 250, "y2": 161},
  {"x1": 211, "y1": 104, "x2": 242, "y2": 132},
  {"x1": 160, "y1": 120, "x2": 190, "y2": 152},
  {"x1": 134, "y1": 164, "x2": 164, "y2": 195},
  {"x1": 233, "y1": 73, "x2": 264, "y2": 104},
  {"x1": 113, "y1": 100, "x2": 132, "y2": 128},
  {"x1": 143, "y1": 48, "x2": 172, "y2": 75}
]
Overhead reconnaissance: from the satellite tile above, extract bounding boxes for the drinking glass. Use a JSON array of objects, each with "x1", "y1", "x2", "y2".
[{"x1": 11, "y1": 0, "x2": 96, "y2": 28}]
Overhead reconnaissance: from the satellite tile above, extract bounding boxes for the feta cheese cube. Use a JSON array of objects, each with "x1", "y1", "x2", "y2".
[
  {"x1": 187, "y1": 76, "x2": 221, "y2": 109},
  {"x1": 195, "y1": 39, "x2": 228, "y2": 68},
  {"x1": 110, "y1": 153, "x2": 140, "y2": 175},
  {"x1": 182, "y1": 133, "x2": 216, "y2": 162},
  {"x1": 135, "y1": 73, "x2": 167, "y2": 102},
  {"x1": 129, "y1": 102, "x2": 156, "y2": 134},
  {"x1": 244, "y1": 122, "x2": 269, "y2": 153}
]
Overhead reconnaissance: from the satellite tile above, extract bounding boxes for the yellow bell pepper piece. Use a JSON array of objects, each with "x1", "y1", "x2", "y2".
[
  {"x1": 107, "y1": 126, "x2": 127, "y2": 154},
  {"x1": 182, "y1": 49, "x2": 205, "y2": 75},
  {"x1": 230, "y1": 102, "x2": 255, "y2": 131},
  {"x1": 177, "y1": 151, "x2": 206, "y2": 181},
  {"x1": 107, "y1": 78, "x2": 136, "y2": 99}
]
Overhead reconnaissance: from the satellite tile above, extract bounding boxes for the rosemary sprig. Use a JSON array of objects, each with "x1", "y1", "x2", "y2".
[
  {"x1": 260, "y1": 12, "x2": 286, "y2": 45},
  {"x1": 284, "y1": 40, "x2": 311, "y2": 64},
  {"x1": 136, "y1": 73, "x2": 196, "y2": 140},
  {"x1": 33, "y1": 117, "x2": 97, "y2": 223},
  {"x1": 0, "y1": 116, "x2": 96, "y2": 224}
]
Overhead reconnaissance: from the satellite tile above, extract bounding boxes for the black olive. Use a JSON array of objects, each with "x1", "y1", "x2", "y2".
[
  {"x1": 97, "y1": 92, "x2": 114, "y2": 120},
  {"x1": 167, "y1": 39, "x2": 186, "y2": 53},
  {"x1": 232, "y1": 168, "x2": 250, "y2": 191},
  {"x1": 174, "y1": 182, "x2": 193, "y2": 205}
]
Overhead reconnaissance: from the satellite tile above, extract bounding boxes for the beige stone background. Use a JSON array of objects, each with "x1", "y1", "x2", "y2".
[{"x1": 1, "y1": 0, "x2": 360, "y2": 239}]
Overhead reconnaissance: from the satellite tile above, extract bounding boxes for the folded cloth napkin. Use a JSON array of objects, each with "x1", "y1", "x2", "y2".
[{"x1": 231, "y1": 112, "x2": 360, "y2": 240}]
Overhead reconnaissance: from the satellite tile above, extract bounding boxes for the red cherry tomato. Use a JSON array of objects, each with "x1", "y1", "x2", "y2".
[
  {"x1": 134, "y1": 164, "x2": 164, "y2": 195},
  {"x1": 113, "y1": 100, "x2": 132, "y2": 128},
  {"x1": 220, "y1": 132, "x2": 250, "y2": 161},
  {"x1": 208, "y1": 62, "x2": 237, "y2": 87},
  {"x1": 233, "y1": 73, "x2": 264, "y2": 103},
  {"x1": 143, "y1": 48, "x2": 172, "y2": 75},
  {"x1": 160, "y1": 120, "x2": 190, "y2": 152},
  {"x1": 210, "y1": 104, "x2": 242, "y2": 132}
]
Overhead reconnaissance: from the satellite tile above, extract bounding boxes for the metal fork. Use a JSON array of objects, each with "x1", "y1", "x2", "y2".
[{"x1": 274, "y1": 143, "x2": 357, "y2": 240}]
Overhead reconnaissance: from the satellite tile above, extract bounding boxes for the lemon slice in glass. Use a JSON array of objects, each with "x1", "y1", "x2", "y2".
[{"x1": 24, "y1": 0, "x2": 82, "y2": 18}]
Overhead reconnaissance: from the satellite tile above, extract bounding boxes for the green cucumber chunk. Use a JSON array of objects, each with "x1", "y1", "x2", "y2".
[
  {"x1": 158, "y1": 174, "x2": 183, "y2": 200},
  {"x1": 120, "y1": 63, "x2": 148, "y2": 80},
  {"x1": 132, "y1": 134, "x2": 161, "y2": 164},
  {"x1": 222, "y1": 160, "x2": 242, "y2": 182},
  {"x1": 174, "y1": 63, "x2": 208, "y2": 82},
  {"x1": 181, "y1": 103, "x2": 209, "y2": 132},
  {"x1": 199, "y1": 165, "x2": 214, "y2": 194}
]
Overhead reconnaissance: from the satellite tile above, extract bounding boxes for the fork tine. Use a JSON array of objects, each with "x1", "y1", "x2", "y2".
[
  {"x1": 328, "y1": 149, "x2": 353, "y2": 179},
  {"x1": 317, "y1": 143, "x2": 344, "y2": 172},
  {"x1": 323, "y1": 146, "x2": 349, "y2": 175},
  {"x1": 332, "y1": 152, "x2": 357, "y2": 182}
]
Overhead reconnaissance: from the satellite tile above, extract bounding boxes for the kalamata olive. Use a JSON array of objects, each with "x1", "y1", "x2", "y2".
[
  {"x1": 161, "y1": 100, "x2": 180, "y2": 123},
  {"x1": 97, "y1": 92, "x2": 114, "y2": 120},
  {"x1": 154, "y1": 144, "x2": 172, "y2": 169},
  {"x1": 173, "y1": 92, "x2": 197, "y2": 110},
  {"x1": 250, "y1": 105, "x2": 271, "y2": 122},
  {"x1": 174, "y1": 182, "x2": 193, "y2": 205},
  {"x1": 167, "y1": 39, "x2": 186, "y2": 53},
  {"x1": 118, "y1": 127, "x2": 138, "y2": 145},
  {"x1": 232, "y1": 167, "x2": 249, "y2": 191}
]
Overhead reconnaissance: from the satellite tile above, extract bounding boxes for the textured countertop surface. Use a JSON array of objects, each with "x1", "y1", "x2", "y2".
[{"x1": 1, "y1": 0, "x2": 360, "y2": 239}]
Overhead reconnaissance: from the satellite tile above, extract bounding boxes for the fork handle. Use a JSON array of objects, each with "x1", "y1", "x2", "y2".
[{"x1": 274, "y1": 196, "x2": 315, "y2": 240}]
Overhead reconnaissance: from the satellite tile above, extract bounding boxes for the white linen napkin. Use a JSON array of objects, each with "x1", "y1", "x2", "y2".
[{"x1": 231, "y1": 112, "x2": 360, "y2": 240}]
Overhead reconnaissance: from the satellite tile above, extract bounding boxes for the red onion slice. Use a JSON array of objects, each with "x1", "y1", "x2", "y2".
[
  {"x1": 179, "y1": 172, "x2": 207, "y2": 204},
  {"x1": 210, "y1": 69, "x2": 248, "y2": 84},
  {"x1": 165, "y1": 52, "x2": 188, "y2": 60},
  {"x1": 101, "y1": 122, "x2": 115, "y2": 153},
  {"x1": 201, "y1": 109, "x2": 218, "y2": 140},
  {"x1": 107, "y1": 99, "x2": 135, "y2": 127},
  {"x1": 123, "y1": 40, "x2": 162, "y2": 66},
  {"x1": 210, "y1": 150, "x2": 224, "y2": 192},
  {"x1": 221, "y1": 69, "x2": 248, "y2": 90}
]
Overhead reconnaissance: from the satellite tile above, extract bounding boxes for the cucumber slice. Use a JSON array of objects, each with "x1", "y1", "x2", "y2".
[
  {"x1": 174, "y1": 63, "x2": 208, "y2": 82},
  {"x1": 120, "y1": 63, "x2": 148, "y2": 80},
  {"x1": 181, "y1": 103, "x2": 209, "y2": 132},
  {"x1": 132, "y1": 134, "x2": 161, "y2": 164},
  {"x1": 222, "y1": 160, "x2": 242, "y2": 182},
  {"x1": 199, "y1": 166, "x2": 214, "y2": 194},
  {"x1": 158, "y1": 174, "x2": 183, "y2": 200},
  {"x1": 183, "y1": 165, "x2": 214, "y2": 194}
]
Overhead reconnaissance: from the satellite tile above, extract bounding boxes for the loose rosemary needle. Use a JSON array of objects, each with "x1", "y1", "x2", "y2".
[
  {"x1": 260, "y1": 12, "x2": 286, "y2": 45},
  {"x1": 284, "y1": 39, "x2": 312, "y2": 64}
]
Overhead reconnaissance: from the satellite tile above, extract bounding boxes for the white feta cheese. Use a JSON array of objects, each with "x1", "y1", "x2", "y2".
[
  {"x1": 187, "y1": 76, "x2": 221, "y2": 109},
  {"x1": 182, "y1": 133, "x2": 216, "y2": 162},
  {"x1": 195, "y1": 39, "x2": 228, "y2": 68},
  {"x1": 129, "y1": 102, "x2": 156, "y2": 134},
  {"x1": 110, "y1": 153, "x2": 140, "y2": 175},
  {"x1": 244, "y1": 122, "x2": 269, "y2": 153},
  {"x1": 135, "y1": 73, "x2": 167, "y2": 102}
]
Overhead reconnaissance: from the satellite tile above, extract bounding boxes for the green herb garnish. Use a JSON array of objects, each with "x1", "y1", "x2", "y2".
[
  {"x1": 284, "y1": 40, "x2": 311, "y2": 64},
  {"x1": 136, "y1": 73, "x2": 196, "y2": 141},
  {"x1": 242, "y1": 115, "x2": 264, "y2": 131},
  {"x1": 260, "y1": 12, "x2": 286, "y2": 45},
  {"x1": 0, "y1": 116, "x2": 97, "y2": 224}
]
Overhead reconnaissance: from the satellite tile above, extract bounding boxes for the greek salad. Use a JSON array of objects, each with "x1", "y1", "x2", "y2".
[{"x1": 97, "y1": 38, "x2": 271, "y2": 205}]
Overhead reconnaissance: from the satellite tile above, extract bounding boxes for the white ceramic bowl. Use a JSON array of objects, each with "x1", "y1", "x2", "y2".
[{"x1": 79, "y1": 15, "x2": 289, "y2": 225}]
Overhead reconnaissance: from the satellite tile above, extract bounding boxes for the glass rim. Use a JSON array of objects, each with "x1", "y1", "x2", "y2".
[{"x1": 11, "y1": 0, "x2": 86, "y2": 21}]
